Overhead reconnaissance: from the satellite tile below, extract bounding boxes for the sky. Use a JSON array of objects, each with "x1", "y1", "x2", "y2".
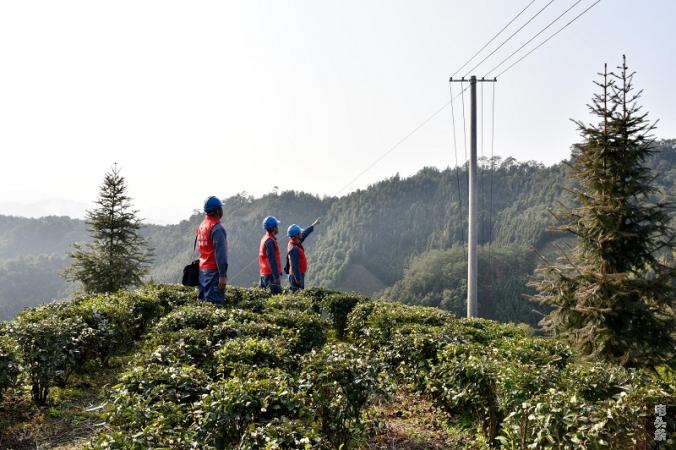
[{"x1": 1, "y1": 0, "x2": 674, "y2": 224}]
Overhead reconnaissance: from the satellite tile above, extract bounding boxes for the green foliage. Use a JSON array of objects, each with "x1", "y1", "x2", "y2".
[
  {"x1": 238, "y1": 419, "x2": 326, "y2": 450},
  {"x1": 63, "y1": 163, "x2": 153, "y2": 293},
  {"x1": 380, "y1": 324, "x2": 459, "y2": 389},
  {"x1": 428, "y1": 344, "x2": 502, "y2": 443},
  {"x1": 4, "y1": 284, "x2": 674, "y2": 448},
  {"x1": 497, "y1": 381, "x2": 670, "y2": 450},
  {"x1": 264, "y1": 294, "x2": 320, "y2": 315},
  {"x1": 154, "y1": 302, "x2": 257, "y2": 334},
  {"x1": 100, "y1": 362, "x2": 209, "y2": 448},
  {"x1": 321, "y1": 293, "x2": 365, "y2": 339},
  {"x1": 299, "y1": 343, "x2": 388, "y2": 448},
  {"x1": 532, "y1": 58, "x2": 675, "y2": 368},
  {"x1": 14, "y1": 315, "x2": 93, "y2": 403},
  {"x1": 382, "y1": 245, "x2": 545, "y2": 324},
  {"x1": 346, "y1": 300, "x2": 452, "y2": 344},
  {"x1": 196, "y1": 368, "x2": 304, "y2": 449},
  {"x1": 263, "y1": 309, "x2": 328, "y2": 354},
  {"x1": 0, "y1": 331, "x2": 20, "y2": 401},
  {"x1": 215, "y1": 337, "x2": 292, "y2": 377}
]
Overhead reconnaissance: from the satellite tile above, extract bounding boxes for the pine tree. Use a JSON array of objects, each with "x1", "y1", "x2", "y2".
[
  {"x1": 64, "y1": 164, "x2": 153, "y2": 293},
  {"x1": 531, "y1": 56, "x2": 675, "y2": 369}
]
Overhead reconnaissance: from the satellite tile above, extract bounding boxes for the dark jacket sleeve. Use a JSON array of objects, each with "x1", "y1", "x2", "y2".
[
  {"x1": 265, "y1": 239, "x2": 280, "y2": 277},
  {"x1": 211, "y1": 224, "x2": 228, "y2": 277},
  {"x1": 299, "y1": 225, "x2": 314, "y2": 243}
]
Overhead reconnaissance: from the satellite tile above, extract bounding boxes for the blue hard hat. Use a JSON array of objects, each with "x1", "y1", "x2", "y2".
[
  {"x1": 203, "y1": 196, "x2": 223, "y2": 213},
  {"x1": 263, "y1": 215, "x2": 281, "y2": 230},
  {"x1": 287, "y1": 224, "x2": 302, "y2": 238}
]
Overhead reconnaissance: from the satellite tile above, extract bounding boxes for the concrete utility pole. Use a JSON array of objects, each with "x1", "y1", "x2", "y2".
[{"x1": 449, "y1": 76, "x2": 496, "y2": 318}]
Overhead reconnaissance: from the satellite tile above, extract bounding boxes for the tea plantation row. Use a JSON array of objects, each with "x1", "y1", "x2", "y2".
[{"x1": 0, "y1": 285, "x2": 673, "y2": 449}]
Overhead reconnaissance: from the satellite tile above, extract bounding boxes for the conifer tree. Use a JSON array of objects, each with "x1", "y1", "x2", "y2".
[
  {"x1": 64, "y1": 164, "x2": 153, "y2": 293},
  {"x1": 531, "y1": 56, "x2": 675, "y2": 368}
]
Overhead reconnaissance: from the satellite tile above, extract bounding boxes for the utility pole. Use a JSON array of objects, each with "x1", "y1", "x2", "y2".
[{"x1": 449, "y1": 76, "x2": 496, "y2": 318}]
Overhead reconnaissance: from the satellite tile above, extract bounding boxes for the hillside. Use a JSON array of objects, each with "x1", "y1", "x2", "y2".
[
  {"x1": 0, "y1": 141, "x2": 674, "y2": 322},
  {"x1": 0, "y1": 285, "x2": 672, "y2": 449}
]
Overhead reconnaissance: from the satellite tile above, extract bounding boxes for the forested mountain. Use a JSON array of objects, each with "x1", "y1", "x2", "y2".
[{"x1": 1, "y1": 140, "x2": 673, "y2": 323}]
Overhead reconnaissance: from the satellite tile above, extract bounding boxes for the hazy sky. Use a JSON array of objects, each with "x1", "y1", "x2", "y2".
[{"x1": 1, "y1": 1, "x2": 674, "y2": 224}]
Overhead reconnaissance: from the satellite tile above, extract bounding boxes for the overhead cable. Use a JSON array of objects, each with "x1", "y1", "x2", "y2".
[
  {"x1": 484, "y1": 0, "x2": 583, "y2": 77},
  {"x1": 495, "y1": 0, "x2": 602, "y2": 78},
  {"x1": 451, "y1": 0, "x2": 537, "y2": 78},
  {"x1": 463, "y1": 0, "x2": 557, "y2": 76}
]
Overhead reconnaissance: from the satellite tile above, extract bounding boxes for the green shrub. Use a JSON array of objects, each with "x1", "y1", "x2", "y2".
[
  {"x1": 322, "y1": 293, "x2": 364, "y2": 340},
  {"x1": 121, "y1": 290, "x2": 168, "y2": 337},
  {"x1": 154, "y1": 303, "x2": 257, "y2": 333},
  {"x1": 100, "y1": 362, "x2": 209, "y2": 448},
  {"x1": 346, "y1": 301, "x2": 452, "y2": 345},
  {"x1": 264, "y1": 295, "x2": 320, "y2": 315},
  {"x1": 427, "y1": 343, "x2": 502, "y2": 444},
  {"x1": 301, "y1": 287, "x2": 339, "y2": 303},
  {"x1": 497, "y1": 381, "x2": 670, "y2": 450},
  {"x1": 225, "y1": 286, "x2": 272, "y2": 311},
  {"x1": 560, "y1": 361, "x2": 634, "y2": 403},
  {"x1": 140, "y1": 283, "x2": 198, "y2": 310},
  {"x1": 344, "y1": 301, "x2": 377, "y2": 340},
  {"x1": 449, "y1": 318, "x2": 530, "y2": 345},
  {"x1": 263, "y1": 310, "x2": 328, "y2": 354},
  {"x1": 14, "y1": 315, "x2": 94, "y2": 403},
  {"x1": 238, "y1": 418, "x2": 326, "y2": 449},
  {"x1": 495, "y1": 336, "x2": 571, "y2": 368},
  {"x1": 213, "y1": 320, "x2": 285, "y2": 340},
  {"x1": 196, "y1": 368, "x2": 304, "y2": 449},
  {"x1": 0, "y1": 331, "x2": 21, "y2": 401},
  {"x1": 381, "y1": 324, "x2": 459, "y2": 389},
  {"x1": 215, "y1": 337, "x2": 292, "y2": 377},
  {"x1": 68, "y1": 294, "x2": 137, "y2": 366},
  {"x1": 299, "y1": 343, "x2": 388, "y2": 448}
]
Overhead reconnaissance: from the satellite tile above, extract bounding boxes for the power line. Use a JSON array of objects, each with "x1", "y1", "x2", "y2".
[
  {"x1": 334, "y1": 99, "x2": 453, "y2": 196},
  {"x1": 495, "y1": 0, "x2": 602, "y2": 78},
  {"x1": 451, "y1": 0, "x2": 537, "y2": 78},
  {"x1": 484, "y1": 0, "x2": 583, "y2": 77},
  {"x1": 463, "y1": 0, "x2": 557, "y2": 77}
]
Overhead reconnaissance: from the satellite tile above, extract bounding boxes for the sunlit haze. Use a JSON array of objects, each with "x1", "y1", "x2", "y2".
[{"x1": 1, "y1": 0, "x2": 674, "y2": 224}]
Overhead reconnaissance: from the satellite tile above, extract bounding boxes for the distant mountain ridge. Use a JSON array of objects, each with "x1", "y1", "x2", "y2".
[
  {"x1": 0, "y1": 140, "x2": 673, "y2": 322},
  {"x1": 0, "y1": 198, "x2": 91, "y2": 220}
]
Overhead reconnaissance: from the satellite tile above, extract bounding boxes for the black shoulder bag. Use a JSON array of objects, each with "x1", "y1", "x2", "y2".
[{"x1": 181, "y1": 236, "x2": 200, "y2": 287}]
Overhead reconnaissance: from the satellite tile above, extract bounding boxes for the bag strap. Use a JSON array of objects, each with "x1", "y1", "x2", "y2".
[{"x1": 193, "y1": 235, "x2": 197, "y2": 253}]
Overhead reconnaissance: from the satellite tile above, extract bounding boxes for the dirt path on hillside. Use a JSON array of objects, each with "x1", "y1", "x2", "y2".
[{"x1": 362, "y1": 387, "x2": 488, "y2": 450}]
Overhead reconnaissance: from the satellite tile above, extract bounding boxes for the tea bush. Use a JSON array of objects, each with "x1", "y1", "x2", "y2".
[
  {"x1": 263, "y1": 310, "x2": 328, "y2": 354},
  {"x1": 215, "y1": 337, "x2": 293, "y2": 377},
  {"x1": 14, "y1": 315, "x2": 94, "y2": 403},
  {"x1": 238, "y1": 418, "x2": 327, "y2": 450},
  {"x1": 322, "y1": 293, "x2": 365, "y2": 340},
  {"x1": 380, "y1": 323, "x2": 459, "y2": 389},
  {"x1": 299, "y1": 343, "x2": 389, "y2": 448},
  {"x1": 225, "y1": 286, "x2": 272, "y2": 311},
  {"x1": 67, "y1": 295, "x2": 137, "y2": 366},
  {"x1": 100, "y1": 362, "x2": 210, "y2": 448},
  {"x1": 497, "y1": 381, "x2": 671, "y2": 450},
  {"x1": 346, "y1": 301, "x2": 453, "y2": 344},
  {"x1": 264, "y1": 294, "x2": 321, "y2": 315},
  {"x1": 427, "y1": 343, "x2": 502, "y2": 443},
  {"x1": 0, "y1": 331, "x2": 20, "y2": 401},
  {"x1": 154, "y1": 302, "x2": 231, "y2": 333},
  {"x1": 140, "y1": 283, "x2": 197, "y2": 310},
  {"x1": 196, "y1": 368, "x2": 305, "y2": 449}
]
